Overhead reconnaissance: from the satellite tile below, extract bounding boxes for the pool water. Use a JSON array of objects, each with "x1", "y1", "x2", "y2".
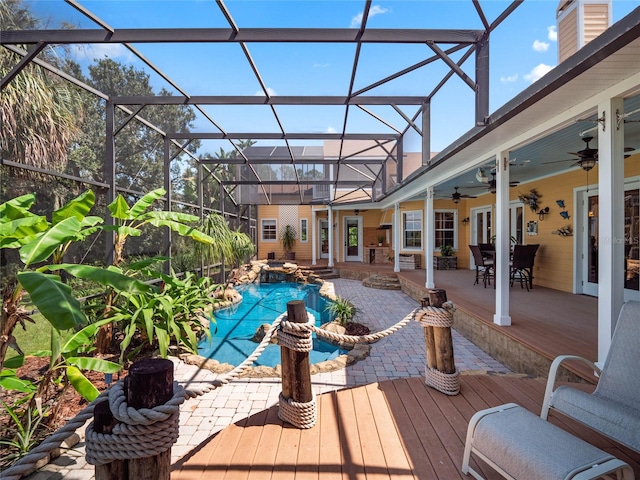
[{"x1": 197, "y1": 282, "x2": 347, "y2": 367}]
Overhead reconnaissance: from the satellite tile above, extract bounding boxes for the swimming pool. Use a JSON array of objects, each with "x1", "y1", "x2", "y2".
[{"x1": 197, "y1": 282, "x2": 347, "y2": 367}]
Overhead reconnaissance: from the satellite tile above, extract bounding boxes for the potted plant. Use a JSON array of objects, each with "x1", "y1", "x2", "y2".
[
  {"x1": 437, "y1": 244, "x2": 457, "y2": 270},
  {"x1": 377, "y1": 234, "x2": 384, "y2": 246},
  {"x1": 280, "y1": 224, "x2": 297, "y2": 260}
]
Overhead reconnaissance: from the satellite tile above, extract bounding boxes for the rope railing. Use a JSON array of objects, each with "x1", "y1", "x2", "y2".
[{"x1": 0, "y1": 307, "x2": 417, "y2": 480}]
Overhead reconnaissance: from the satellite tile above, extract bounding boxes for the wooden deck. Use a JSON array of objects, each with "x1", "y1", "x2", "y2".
[
  {"x1": 172, "y1": 374, "x2": 640, "y2": 479},
  {"x1": 324, "y1": 262, "x2": 599, "y2": 382}
]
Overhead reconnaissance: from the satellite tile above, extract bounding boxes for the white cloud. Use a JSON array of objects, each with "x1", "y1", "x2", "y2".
[
  {"x1": 325, "y1": 126, "x2": 337, "y2": 134},
  {"x1": 532, "y1": 40, "x2": 549, "y2": 52},
  {"x1": 500, "y1": 74, "x2": 518, "y2": 83},
  {"x1": 524, "y1": 63, "x2": 554, "y2": 83},
  {"x1": 313, "y1": 62, "x2": 330, "y2": 68},
  {"x1": 255, "y1": 87, "x2": 277, "y2": 96},
  {"x1": 547, "y1": 25, "x2": 558, "y2": 42},
  {"x1": 71, "y1": 43, "x2": 130, "y2": 61},
  {"x1": 350, "y1": 5, "x2": 390, "y2": 28}
]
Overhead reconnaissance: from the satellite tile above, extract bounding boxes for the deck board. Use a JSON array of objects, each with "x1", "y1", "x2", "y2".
[{"x1": 172, "y1": 374, "x2": 640, "y2": 480}]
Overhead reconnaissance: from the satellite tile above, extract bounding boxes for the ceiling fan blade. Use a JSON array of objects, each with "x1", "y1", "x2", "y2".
[{"x1": 541, "y1": 158, "x2": 575, "y2": 165}]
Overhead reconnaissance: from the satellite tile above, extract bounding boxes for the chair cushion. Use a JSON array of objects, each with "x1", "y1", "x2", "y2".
[
  {"x1": 551, "y1": 386, "x2": 640, "y2": 452},
  {"x1": 473, "y1": 406, "x2": 614, "y2": 479}
]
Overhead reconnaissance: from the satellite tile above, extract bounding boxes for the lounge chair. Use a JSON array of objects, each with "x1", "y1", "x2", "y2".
[{"x1": 540, "y1": 300, "x2": 640, "y2": 454}]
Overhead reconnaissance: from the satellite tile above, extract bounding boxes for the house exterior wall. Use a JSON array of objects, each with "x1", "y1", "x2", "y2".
[{"x1": 256, "y1": 204, "x2": 313, "y2": 261}]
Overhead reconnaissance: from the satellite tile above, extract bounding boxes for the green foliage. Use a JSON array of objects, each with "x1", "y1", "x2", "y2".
[
  {"x1": 106, "y1": 188, "x2": 214, "y2": 267},
  {"x1": 30, "y1": 322, "x2": 121, "y2": 402},
  {"x1": 280, "y1": 224, "x2": 297, "y2": 252},
  {"x1": 0, "y1": 401, "x2": 47, "y2": 468},
  {"x1": 325, "y1": 296, "x2": 359, "y2": 326},
  {"x1": 439, "y1": 244, "x2": 455, "y2": 257},
  {"x1": 195, "y1": 213, "x2": 233, "y2": 266},
  {"x1": 106, "y1": 271, "x2": 216, "y2": 361},
  {"x1": 229, "y1": 230, "x2": 255, "y2": 268}
]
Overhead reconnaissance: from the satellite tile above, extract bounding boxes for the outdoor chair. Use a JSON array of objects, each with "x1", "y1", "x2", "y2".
[
  {"x1": 469, "y1": 245, "x2": 494, "y2": 288},
  {"x1": 541, "y1": 300, "x2": 640, "y2": 454},
  {"x1": 510, "y1": 244, "x2": 539, "y2": 291},
  {"x1": 478, "y1": 243, "x2": 495, "y2": 261}
]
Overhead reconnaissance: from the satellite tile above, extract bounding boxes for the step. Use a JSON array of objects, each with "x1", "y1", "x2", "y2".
[{"x1": 362, "y1": 274, "x2": 401, "y2": 290}]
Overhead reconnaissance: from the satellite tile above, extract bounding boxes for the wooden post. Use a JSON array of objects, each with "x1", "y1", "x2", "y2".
[
  {"x1": 427, "y1": 289, "x2": 456, "y2": 375},
  {"x1": 126, "y1": 358, "x2": 174, "y2": 480},
  {"x1": 94, "y1": 400, "x2": 127, "y2": 480},
  {"x1": 422, "y1": 297, "x2": 438, "y2": 370},
  {"x1": 280, "y1": 300, "x2": 313, "y2": 404}
]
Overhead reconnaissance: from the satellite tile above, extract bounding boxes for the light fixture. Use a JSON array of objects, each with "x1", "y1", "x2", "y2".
[
  {"x1": 461, "y1": 217, "x2": 469, "y2": 226},
  {"x1": 578, "y1": 157, "x2": 597, "y2": 171},
  {"x1": 476, "y1": 167, "x2": 488, "y2": 183},
  {"x1": 452, "y1": 196, "x2": 460, "y2": 204},
  {"x1": 354, "y1": 209, "x2": 359, "y2": 215},
  {"x1": 537, "y1": 206, "x2": 550, "y2": 220}
]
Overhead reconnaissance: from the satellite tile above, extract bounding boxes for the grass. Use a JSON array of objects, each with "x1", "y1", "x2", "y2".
[{"x1": 6, "y1": 312, "x2": 52, "y2": 360}]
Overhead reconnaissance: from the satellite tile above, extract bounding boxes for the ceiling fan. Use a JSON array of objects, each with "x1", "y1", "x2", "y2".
[
  {"x1": 543, "y1": 135, "x2": 636, "y2": 171},
  {"x1": 451, "y1": 186, "x2": 476, "y2": 204},
  {"x1": 485, "y1": 172, "x2": 520, "y2": 193}
]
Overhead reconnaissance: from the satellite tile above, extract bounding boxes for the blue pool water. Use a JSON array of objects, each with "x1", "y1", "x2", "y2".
[{"x1": 197, "y1": 282, "x2": 347, "y2": 367}]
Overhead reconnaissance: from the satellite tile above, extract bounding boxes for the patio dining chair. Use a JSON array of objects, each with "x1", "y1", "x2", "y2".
[
  {"x1": 510, "y1": 244, "x2": 539, "y2": 291},
  {"x1": 469, "y1": 245, "x2": 494, "y2": 288}
]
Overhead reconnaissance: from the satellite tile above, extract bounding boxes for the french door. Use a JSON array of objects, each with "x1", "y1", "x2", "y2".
[
  {"x1": 580, "y1": 186, "x2": 640, "y2": 300},
  {"x1": 319, "y1": 219, "x2": 329, "y2": 259},
  {"x1": 344, "y1": 216, "x2": 362, "y2": 261}
]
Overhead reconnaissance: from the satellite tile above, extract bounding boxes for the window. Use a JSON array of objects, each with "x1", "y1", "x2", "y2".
[
  {"x1": 300, "y1": 218, "x2": 308, "y2": 242},
  {"x1": 403, "y1": 211, "x2": 422, "y2": 249},
  {"x1": 261, "y1": 219, "x2": 277, "y2": 241},
  {"x1": 435, "y1": 210, "x2": 457, "y2": 249}
]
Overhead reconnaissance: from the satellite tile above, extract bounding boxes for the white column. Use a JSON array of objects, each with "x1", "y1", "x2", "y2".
[
  {"x1": 311, "y1": 209, "x2": 317, "y2": 266},
  {"x1": 597, "y1": 97, "x2": 625, "y2": 365},
  {"x1": 328, "y1": 206, "x2": 334, "y2": 267},
  {"x1": 394, "y1": 203, "x2": 400, "y2": 272},
  {"x1": 425, "y1": 188, "x2": 435, "y2": 289},
  {"x1": 494, "y1": 153, "x2": 511, "y2": 326}
]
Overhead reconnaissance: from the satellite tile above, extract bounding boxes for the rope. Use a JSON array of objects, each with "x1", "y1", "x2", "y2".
[
  {"x1": 415, "y1": 302, "x2": 455, "y2": 328},
  {"x1": 1, "y1": 307, "x2": 416, "y2": 479},
  {"x1": 312, "y1": 308, "x2": 417, "y2": 344},
  {"x1": 278, "y1": 392, "x2": 317, "y2": 429},
  {"x1": 277, "y1": 313, "x2": 315, "y2": 352},
  {"x1": 84, "y1": 382, "x2": 186, "y2": 465},
  {"x1": 425, "y1": 368, "x2": 460, "y2": 396}
]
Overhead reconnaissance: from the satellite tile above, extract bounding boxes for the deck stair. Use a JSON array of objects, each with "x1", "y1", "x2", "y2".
[
  {"x1": 300, "y1": 265, "x2": 340, "y2": 281},
  {"x1": 362, "y1": 273, "x2": 401, "y2": 290}
]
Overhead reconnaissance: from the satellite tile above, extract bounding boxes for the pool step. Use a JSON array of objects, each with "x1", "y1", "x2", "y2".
[{"x1": 362, "y1": 274, "x2": 401, "y2": 290}]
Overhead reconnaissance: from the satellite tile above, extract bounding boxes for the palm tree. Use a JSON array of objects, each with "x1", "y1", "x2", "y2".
[
  {"x1": 0, "y1": 0, "x2": 84, "y2": 201},
  {"x1": 195, "y1": 213, "x2": 233, "y2": 277}
]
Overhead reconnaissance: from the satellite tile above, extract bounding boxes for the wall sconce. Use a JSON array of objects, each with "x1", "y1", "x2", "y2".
[
  {"x1": 537, "y1": 206, "x2": 550, "y2": 220},
  {"x1": 354, "y1": 209, "x2": 359, "y2": 215},
  {"x1": 461, "y1": 217, "x2": 469, "y2": 226}
]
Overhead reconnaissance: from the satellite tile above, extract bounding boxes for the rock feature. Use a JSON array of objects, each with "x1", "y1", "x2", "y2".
[{"x1": 252, "y1": 323, "x2": 278, "y2": 344}]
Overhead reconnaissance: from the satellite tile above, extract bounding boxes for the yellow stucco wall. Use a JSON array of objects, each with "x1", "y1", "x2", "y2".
[
  {"x1": 256, "y1": 205, "x2": 313, "y2": 261},
  {"x1": 255, "y1": 153, "x2": 640, "y2": 291}
]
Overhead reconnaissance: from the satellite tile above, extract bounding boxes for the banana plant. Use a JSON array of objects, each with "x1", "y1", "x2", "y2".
[
  {"x1": 0, "y1": 190, "x2": 152, "y2": 367},
  {"x1": 105, "y1": 187, "x2": 214, "y2": 267}
]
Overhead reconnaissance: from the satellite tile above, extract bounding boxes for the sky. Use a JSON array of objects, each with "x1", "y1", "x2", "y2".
[{"x1": 24, "y1": 0, "x2": 640, "y2": 154}]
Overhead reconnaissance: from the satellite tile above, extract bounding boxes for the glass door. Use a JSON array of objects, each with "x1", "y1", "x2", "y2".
[
  {"x1": 319, "y1": 219, "x2": 329, "y2": 259},
  {"x1": 344, "y1": 217, "x2": 362, "y2": 261},
  {"x1": 581, "y1": 187, "x2": 640, "y2": 300},
  {"x1": 470, "y1": 206, "x2": 492, "y2": 269}
]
